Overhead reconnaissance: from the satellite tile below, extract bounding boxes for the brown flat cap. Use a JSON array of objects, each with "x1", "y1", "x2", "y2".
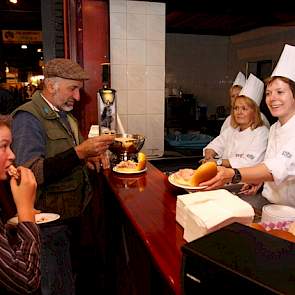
[{"x1": 43, "y1": 58, "x2": 89, "y2": 80}]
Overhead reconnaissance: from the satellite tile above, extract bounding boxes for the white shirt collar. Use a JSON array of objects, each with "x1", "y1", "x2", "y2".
[{"x1": 40, "y1": 93, "x2": 59, "y2": 112}]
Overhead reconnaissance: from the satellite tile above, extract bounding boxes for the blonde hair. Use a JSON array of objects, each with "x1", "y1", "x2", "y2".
[{"x1": 230, "y1": 96, "x2": 264, "y2": 130}]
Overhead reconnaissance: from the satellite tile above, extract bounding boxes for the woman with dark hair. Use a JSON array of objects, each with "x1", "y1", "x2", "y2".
[
  {"x1": 201, "y1": 44, "x2": 295, "y2": 207},
  {"x1": 0, "y1": 116, "x2": 40, "y2": 294}
]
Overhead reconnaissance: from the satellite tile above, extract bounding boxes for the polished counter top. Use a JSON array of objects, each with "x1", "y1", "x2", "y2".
[
  {"x1": 103, "y1": 161, "x2": 270, "y2": 294},
  {"x1": 104, "y1": 162, "x2": 185, "y2": 294}
]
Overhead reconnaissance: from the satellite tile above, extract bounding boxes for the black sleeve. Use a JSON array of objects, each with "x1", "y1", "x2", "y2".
[{"x1": 43, "y1": 148, "x2": 83, "y2": 184}]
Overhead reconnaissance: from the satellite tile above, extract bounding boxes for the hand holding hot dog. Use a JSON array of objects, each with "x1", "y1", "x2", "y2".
[{"x1": 9, "y1": 166, "x2": 37, "y2": 223}]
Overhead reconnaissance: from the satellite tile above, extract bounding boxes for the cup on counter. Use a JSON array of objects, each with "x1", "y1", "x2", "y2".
[{"x1": 88, "y1": 125, "x2": 100, "y2": 138}]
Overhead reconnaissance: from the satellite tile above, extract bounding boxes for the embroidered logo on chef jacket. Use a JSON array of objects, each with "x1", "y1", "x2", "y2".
[
  {"x1": 235, "y1": 153, "x2": 243, "y2": 158},
  {"x1": 246, "y1": 154, "x2": 255, "y2": 160},
  {"x1": 282, "y1": 151, "x2": 292, "y2": 158}
]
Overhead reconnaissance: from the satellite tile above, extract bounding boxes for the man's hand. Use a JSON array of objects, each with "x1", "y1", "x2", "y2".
[
  {"x1": 87, "y1": 152, "x2": 111, "y2": 171},
  {"x1": 75, "y1": 134, "x2": 114, "y2": 160}
]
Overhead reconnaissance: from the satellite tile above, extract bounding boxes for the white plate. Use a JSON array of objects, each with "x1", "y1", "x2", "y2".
[
  {"x1": 261, "y1": 204, "x2": 295, "y2": 223},
  {"x1": 113, "y1": 166, "x2": 147, "y2": 174},
  {"x1": 7, "y1": 213, "x2": 60, "y2": 226},
  {"x1": 168, "y1": 173, "x2": 207, "y2": 190}
]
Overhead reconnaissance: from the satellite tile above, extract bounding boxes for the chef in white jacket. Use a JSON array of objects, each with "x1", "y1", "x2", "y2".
[
  {"x1": 201, "y1": 44, "x2": 295, "y2": 207},
  {"x1": 220, "y1": 72, "x2": 270, "y2": 133},
  {"x1": 203, "y1": 73, "x2": 269, "y2": 168}
]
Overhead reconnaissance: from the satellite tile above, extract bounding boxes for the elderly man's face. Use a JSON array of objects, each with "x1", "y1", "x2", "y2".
[{"x1": 52, "y1": 79, "x2": 83, "y2": 111}]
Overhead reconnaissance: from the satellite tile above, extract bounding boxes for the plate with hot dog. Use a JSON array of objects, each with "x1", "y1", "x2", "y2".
[
  {"x1": 168, "y1": 162, "x2": 217, "y2": 190},
  {"x1": 113, "y1": 165, "x2": 147, "y2": 174},
  {"x1": 113, "y1": 152, "x2": 147, "y2": 174}
]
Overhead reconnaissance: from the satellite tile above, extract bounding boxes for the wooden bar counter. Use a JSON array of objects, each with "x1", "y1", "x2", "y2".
[{"x1": 103, "y1": 161, "x2": 186, "y2": 295}]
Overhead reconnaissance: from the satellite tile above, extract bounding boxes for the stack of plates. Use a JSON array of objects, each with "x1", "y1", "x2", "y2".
[{"x1": 261, "y1": 204, "x2": 295, "y2": 224}]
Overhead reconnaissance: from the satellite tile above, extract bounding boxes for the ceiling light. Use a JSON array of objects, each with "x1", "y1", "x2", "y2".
[
  {"x1": 21, "y1": 44, "x2": 28, "y2": 49},
  {"x1": 37, "y1": 48, "x2": 42, "y2": 53},
  {"x1": 9, "y1": 0, "x2": 18, "y2": 3}
]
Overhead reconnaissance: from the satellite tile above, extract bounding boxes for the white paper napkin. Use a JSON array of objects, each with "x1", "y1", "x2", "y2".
[{"x1": 176, "y1": 189, "x2": 254, "y2": 242}]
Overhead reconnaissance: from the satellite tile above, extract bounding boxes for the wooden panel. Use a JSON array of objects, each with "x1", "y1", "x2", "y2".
[
  {"x1": 104, "y1": 162, "x2": 187, "y2": 294},
  {"x1": 80, "y1": 0, "x2": 109, "y2": 137},
  {"x1": 65, "y1": 0, "x2": 109, "y2": 137}
]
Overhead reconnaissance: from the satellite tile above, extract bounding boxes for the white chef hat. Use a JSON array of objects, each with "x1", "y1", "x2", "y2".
[
  {"x1": 271, "y1": 44, "x2": 295, "y2": 82},
  {"x1": 239, "y1": 73, "x2": 264, "y2": 106},
  {"x1": 232, "y1": 72, "x2": 246, "y2": 87}
]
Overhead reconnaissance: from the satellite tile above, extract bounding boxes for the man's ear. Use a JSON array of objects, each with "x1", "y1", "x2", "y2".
[{"x1": 46, "y1": 79, "x2": 56, "y2": 94}]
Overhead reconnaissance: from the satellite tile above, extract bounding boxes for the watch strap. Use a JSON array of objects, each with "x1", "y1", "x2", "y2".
[{"x1": 231, "y1": 168, "x2": 242, "y2": 184}]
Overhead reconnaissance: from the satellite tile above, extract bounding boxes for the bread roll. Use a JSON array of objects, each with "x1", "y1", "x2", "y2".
[
  {"x1": 288, "y1": 221, "x2": 295, "y2": 236},
  {"x1": 174, "y1": 162, "x2": 217, "y2": 187},
  {"x1": 136, "y1": 152, "x2": 146, "y2": 171},
  {"x1": 189, "y1": 162, "x2": 217, "y2": 186},
  {"x1": 7, "y1": 165, "x2": 21, "y2": 185}
]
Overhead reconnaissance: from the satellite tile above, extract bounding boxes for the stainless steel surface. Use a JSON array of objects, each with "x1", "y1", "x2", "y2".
[{"x1": 109, "y1": 133, "x2": 145, "y2": 163}]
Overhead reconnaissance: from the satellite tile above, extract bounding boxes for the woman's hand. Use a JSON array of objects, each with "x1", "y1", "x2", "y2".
[
  {"x1": 200, "y1": 166, "x2": 234, "y2": 190},
  {"x1": 239, "y1": 183, "x2": 263, "y2": 196},
  {"x1": 10, "y1": 166, "x2": 37, "y2": 223}
]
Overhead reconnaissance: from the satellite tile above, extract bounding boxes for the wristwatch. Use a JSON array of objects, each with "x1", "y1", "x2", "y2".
[
  {"x1": 216, "y1": 158, "x2": 222, "y2": 166},
  {"x1": 231, "y1": 168, "x2": 242, "y2": 184}
]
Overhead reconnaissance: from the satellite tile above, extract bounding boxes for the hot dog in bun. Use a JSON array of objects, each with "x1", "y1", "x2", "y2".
[
  {"x1": 174, "y1": 162, "x2": 217, "y2": 187},
  {"x1": 8, "y1": 165, "x2": 21, "y2": 184},
  {"x1": 115, "y1": 152, "x2": 146, "y2": 172}
]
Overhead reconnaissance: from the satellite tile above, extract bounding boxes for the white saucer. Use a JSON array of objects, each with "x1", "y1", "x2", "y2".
[
  {"x1": 7, "y1": 213, "x2": 60, "y2": 226},
  {"x1": 113, "y1": 166, "x2": 147, "y2": 174},
  {"x1": 168, "y1": 173, "x2": 207, "y2": 190}
]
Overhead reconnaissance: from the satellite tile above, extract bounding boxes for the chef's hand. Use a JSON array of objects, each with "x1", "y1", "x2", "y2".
[
  {"x1": 239, "y1": 183, "x2": 263, "y2": 196},
  {"x1": 200, "y1": 166, "x2": 234, "y2": 190},
  {"x1": 199, "y1": 157, "x2": 214, "y2": 164},
  {"x1": 75, "y1": 134, "x2": 114, "y2": 160}
]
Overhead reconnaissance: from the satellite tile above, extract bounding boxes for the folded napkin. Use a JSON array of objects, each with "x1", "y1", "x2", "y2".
[
  {"x1": 176, "y1": 189, "x2": 254, "y2": 242},
  {"x1": 176, "y1": 190, "x2": 221, "y2": 228}
]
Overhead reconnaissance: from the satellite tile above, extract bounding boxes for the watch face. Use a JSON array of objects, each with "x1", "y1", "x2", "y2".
[{"x1": 216, "y1": 159, "x2": 222, "y2": 166}]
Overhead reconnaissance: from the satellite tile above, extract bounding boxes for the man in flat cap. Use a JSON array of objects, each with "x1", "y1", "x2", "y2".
[{"x1": 11, "y1": 58, "x2": 114, "y2": 294}]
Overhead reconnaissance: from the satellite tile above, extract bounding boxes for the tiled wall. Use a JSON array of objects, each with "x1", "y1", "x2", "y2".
[{"x1": 110, "y1": 0, "x2": 165, "y2": 157}]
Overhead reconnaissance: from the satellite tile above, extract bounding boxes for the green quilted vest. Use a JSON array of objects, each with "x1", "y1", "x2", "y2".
[{"x1": 12, "y1": 91, "x2": 92, "y2": 220}]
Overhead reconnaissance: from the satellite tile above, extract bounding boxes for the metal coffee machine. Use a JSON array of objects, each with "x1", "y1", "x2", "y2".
[{"x1": 98, "y1": 63, "x2": 117, "y2": 133}]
